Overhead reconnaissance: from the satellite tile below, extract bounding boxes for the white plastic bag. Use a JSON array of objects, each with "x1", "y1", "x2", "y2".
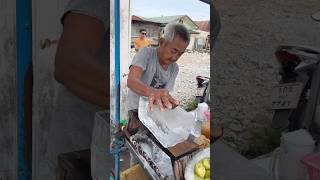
[{"x1": 138, "y1": 97, "x2": 197, "y2": 148}]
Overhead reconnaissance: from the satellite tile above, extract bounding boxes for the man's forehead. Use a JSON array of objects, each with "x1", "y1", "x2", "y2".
[{"x1": 168, "y1": 36, "x2": 188, "y2": 47}]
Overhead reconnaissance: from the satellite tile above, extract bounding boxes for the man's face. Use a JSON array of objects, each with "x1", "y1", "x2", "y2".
[
  {"x1": 140, "y1": 31, "x2": 147, "y2": 38},
  {"x1": 159, "y1": 35, "x2": 189, "y2": 66}
]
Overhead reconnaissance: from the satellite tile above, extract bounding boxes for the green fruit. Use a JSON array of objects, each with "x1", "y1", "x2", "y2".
[
  {"x1": 202, "y1": 158, "x2": 210, "y2": 169},
  {"x1": 205, "y1": 178, "x2": 210, "y2": 180},
  {"x1": 202, "y1": 158, "x2": 210, "y2": 170},
  {"x1": 205, "y1": 170, "x2": 210, "y2": 178},
  {"x1": 194, "y1": 162, "x2": 206, "y2": 177},
  {"x1": 194, "y1": 174, "x2": 204, "y2": 180}
]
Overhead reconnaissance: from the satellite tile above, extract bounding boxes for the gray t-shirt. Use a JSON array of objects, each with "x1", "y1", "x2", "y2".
[
  {"x1": 127, "y1": 47, "x2": 179, "y2": 110},
  {"x1": 36, "y1": 1, "x2": 109, "y2": 180},
  {"x1": 62, "y1": 0, "x2": 107, "y2": 29}
]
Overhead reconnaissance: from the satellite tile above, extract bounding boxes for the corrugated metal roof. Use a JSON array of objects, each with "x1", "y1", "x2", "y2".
[
  {"x1": 132, "y1": 15, "x2": 161, "y2": 24},
  {"x1": 147, "y1": 15, "x2": 198, "y2": 30},
  {"x1": 194, "y1": 21, "x2": 210, "y2": 32},
  {"x1": 132, "y1": 15, "x2": 199, "y2": 31},
  {"x1": 199, "y1": 0, "x2": 211, "y2": 4},
  {"x1": 147, "y1": 15, "x2": 186, "y2": 24},
  {"x1": 132, "y1": 15, "x2": 142, "y2": 21}
]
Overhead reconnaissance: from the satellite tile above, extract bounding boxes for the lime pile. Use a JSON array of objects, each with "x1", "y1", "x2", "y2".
[{"x1": 194, "y1": 157, "x2": 210, "y2": 180}]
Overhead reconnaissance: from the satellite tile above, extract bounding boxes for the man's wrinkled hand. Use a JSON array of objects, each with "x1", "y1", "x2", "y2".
[{"x1": 148, "y1": 89, "x2": 178, "y2": 112}]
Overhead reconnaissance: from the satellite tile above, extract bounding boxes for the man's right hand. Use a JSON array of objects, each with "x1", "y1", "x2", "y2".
[{"x1": 148, "y1": 89, "x2": 178, "y2": 112}]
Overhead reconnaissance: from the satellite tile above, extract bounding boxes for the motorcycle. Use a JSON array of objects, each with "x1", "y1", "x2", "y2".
[
  {"x1": 260, "y1": 12, "x2": 320, "y2": 180},
  {"x1": 271, "y1": 44, "x2": 320, "y2": 142},
  {"x1": 195, "y1": 75, "x2": 210, "y2": 103}
]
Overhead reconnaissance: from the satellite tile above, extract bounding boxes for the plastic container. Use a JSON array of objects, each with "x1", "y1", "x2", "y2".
[
  {"x1": 184, "y1": 147, "x2": 210, "y2": 180},
  {"x1": 196, "y1": 103, "x2": 209, "y2": 121},
  {"x1": 201, "y1": 121, "x2": 210, "y2": 139},
  {"x1": 270, "y1": 129, "x2": 315, "y2": 180},
  {"x1": 301, "y1": 152, "x2": 320, "y2": 180},
  {"x1": 201, "y1": 108, "x2": 210, "y2": 139}
]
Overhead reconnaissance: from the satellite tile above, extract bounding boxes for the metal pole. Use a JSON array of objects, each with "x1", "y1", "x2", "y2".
[
  {"x1": 114, "y1": 0, "x2": 121, "y2": 179},
  {"x1": 16, "y1": 0, "x2": 32, "y2": 179}
]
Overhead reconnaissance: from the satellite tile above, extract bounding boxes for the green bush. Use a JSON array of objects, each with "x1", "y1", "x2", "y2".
[
  {"x1": 240, "y1": 125, "x2": 281, "y2": 159},
  {"x1": 185, "y1": 99, "x2": 199, "y2": 112}
]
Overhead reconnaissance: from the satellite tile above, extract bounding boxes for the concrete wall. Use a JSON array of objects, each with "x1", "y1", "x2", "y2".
[
  {"x1": 32, "y1": 0, "x2": 68, "y2": 179},
  {"x1": 0, "y1": 0, "x2": 17, "y2": 179},
  {"x1": 188, "y1": 30, "x2": 209, "y2": 50},
  {"x1": 212, "y1": 0, "x2": 320, "y2": 151}
]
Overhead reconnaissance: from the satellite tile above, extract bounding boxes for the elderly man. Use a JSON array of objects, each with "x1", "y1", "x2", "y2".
[{"x1": 127, "y1": 22, "x2": 190, "y2": 112}]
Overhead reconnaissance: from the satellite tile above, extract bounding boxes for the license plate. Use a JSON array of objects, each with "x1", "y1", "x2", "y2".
[{"x1": 270, "y1": 82, "x2": 303, "y2": 109}]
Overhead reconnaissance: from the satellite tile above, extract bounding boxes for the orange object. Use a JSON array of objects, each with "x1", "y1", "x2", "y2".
[
  {"x1": 120, "y1": 164, "x2": 149, "y2": 180},
  {"x1": 201, "y1": 121, "x2": 210, "y2": 139},
  {"x1": 134, "y1": 37, "x2": 151, "y2": 50}
]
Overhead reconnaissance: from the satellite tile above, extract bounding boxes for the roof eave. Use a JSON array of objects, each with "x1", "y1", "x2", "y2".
[{"x1": 199, "y1": 0, "x2": 211, "y2": 5}]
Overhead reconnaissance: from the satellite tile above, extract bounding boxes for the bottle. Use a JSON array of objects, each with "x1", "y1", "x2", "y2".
[
  {"x1": 196, "y1": 102, "x2": 210, "y2": 139},
  {"x1": 201, "y1": 110, "x2": 210, "y2": 139},
  {"x1": 196, "y1": 102, "x2": 209, "y2": 121}
]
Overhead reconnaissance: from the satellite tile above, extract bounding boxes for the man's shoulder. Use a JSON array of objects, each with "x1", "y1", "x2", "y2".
[
  {"x1": 140, "y1": 47, "x2": 156, "y2": 54},
  {"x1": 132, "y1": 47, "x2": 155, "y2": 64}
]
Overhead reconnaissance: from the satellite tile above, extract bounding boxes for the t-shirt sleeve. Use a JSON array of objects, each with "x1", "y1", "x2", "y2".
[
  {"x1": 130, "y1": 48, "x2": 150, "y2": 71},
  {"x1": 61, "y1": 0, "x2": 108, "y2": 29}
]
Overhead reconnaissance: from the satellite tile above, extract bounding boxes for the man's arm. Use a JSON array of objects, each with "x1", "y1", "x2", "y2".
[
  {"x1": 127, "y1": 66, "x2": 154, "y2": 97},
  {"x1": 54, "y1": 13, "x2": 108, "y2": 108},
  {"x1": 127, "y1": 65, "x2": 177, "y2": 111}
]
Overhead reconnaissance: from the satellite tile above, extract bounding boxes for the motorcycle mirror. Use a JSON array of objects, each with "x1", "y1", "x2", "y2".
[
  {"x1": 311, "y1": 11, "x2": 320, "y2": 21},
  {"x1": 294, "y1": 60, "x2": 318, "y2": 72}
]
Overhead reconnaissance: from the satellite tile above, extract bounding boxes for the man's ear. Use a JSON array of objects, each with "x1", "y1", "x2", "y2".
[{"x1": 159, "y1": 38, "x2": 165, "y2": 47}]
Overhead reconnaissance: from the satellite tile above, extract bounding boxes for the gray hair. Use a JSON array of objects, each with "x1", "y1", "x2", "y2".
[{"x1": 162, "y1": 22, "x2": 190, "y2": 44}]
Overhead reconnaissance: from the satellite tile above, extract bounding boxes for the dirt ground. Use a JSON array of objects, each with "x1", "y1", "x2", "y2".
[{"x1": 172, "y1": 52, "x2": 210, "y2": 107}]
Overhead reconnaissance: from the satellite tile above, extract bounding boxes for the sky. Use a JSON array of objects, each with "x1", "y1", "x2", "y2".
[{"x1": 131, "y1": 0, "x2": 210, "y2": 21}]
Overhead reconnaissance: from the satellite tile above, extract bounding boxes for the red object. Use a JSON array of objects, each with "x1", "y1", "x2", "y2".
[
  {"x1": 301, "y1": 152, "x2": 320, "y2": 180},
  {"x1": 275, "y1": 50, "x2": 301, "y2": 65}
]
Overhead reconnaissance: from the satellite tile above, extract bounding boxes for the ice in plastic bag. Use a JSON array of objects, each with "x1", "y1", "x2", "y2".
[{"x1": 138, "y1": 97, "x2": 197, "y2": 148}]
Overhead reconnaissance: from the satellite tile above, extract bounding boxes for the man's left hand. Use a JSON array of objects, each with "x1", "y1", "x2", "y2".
[{"x1": 148, "y1": 89, "x2": 178, "y2": 112}]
